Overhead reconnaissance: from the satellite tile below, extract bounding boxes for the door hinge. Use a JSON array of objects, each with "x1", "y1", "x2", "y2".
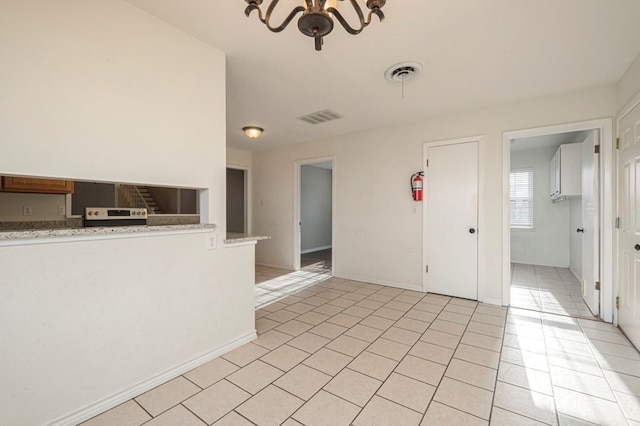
[
  {"x1": 595, "y1": 281, "x2": 601, "y2": 291},
  {"x1": 425, "y1": 265, "x2": 429, "y2": 273},
  {"x1": 616, "y1": 296, "x2": 620, "y2": 309},
  {"x1": 594, "y1": 145, "x2": 600, "y2": 154},
  {"x1": 616, "y1": 217, "x2": 620, "y2": 229},
  {"x1": 616, "y1": 137, "x2": 620, "y2": 150},
  {"x1": 426, "y1": 159, "x2": 429, "y2": 167}
]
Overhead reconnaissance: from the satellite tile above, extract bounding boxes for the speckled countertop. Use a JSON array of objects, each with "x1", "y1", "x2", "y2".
[
  {"x1": 0, "y1": 224, "x2": 216, "y2": 241},
  {"x1": 225, "y1": 233, "x2": 271, "y2": 244}
]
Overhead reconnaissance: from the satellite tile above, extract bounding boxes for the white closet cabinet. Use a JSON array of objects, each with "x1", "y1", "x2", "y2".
[{"x1": 549, "y1": 143, "x2": 582, "y2": 200}]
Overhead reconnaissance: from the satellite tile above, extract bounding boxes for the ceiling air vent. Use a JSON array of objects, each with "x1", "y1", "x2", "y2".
[{"x1": 297, "y1": 109, "x2": 344, "y2": 125}]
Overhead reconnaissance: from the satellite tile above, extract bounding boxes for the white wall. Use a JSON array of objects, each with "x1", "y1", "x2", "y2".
[
  {"x1": 227, "y1": 147, "x2": 252, "y2": 169},
  {"x1": 253, "y1": 85, "x2": 617, "y2": 299},
  {"x1": 618, "y1": 51, "x2": 640, "y2": 111},
  {"x1": 510, "y1": 146, "x2": 570, "y2": 267},
  {"x1": 0, "y1": 235, "x2": 255, "y2": 426},
  {"x1": 0, "y1": 2, "x2": 255, "y2": 425},
  {"x1": 0, "y1": 1, "x2": 225, "y2": 211},
  {"x1": 301, "y1": 165, "x2": 332, "y2": 252}
]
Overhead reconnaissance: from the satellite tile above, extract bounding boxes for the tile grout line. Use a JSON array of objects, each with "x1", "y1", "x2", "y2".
[
  {"x1": 485, "y1": 302, "x2": 508, "y2": 426},
  {"x1": 419, "y1": 297, "x2": 493, "y2": 423},
  {"x1": 576, "y1": 319, "x2": 636, "y2": 425},
  {"x1": 489, "y1": 307, "x2": 562, "y2": 426},
  {"x1": 280, "y1": 287, "x2": 427, "y2": 423}
]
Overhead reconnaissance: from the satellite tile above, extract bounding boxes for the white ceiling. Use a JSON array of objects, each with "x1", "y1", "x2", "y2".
[
  {"x1": 511, "y1": 131, "x2": 589, "y2": 152},
  {"x1": 126, "y1": 0, "x2": 640, "y2": 152}
]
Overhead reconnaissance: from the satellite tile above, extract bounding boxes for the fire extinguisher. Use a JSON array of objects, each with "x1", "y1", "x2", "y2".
[{"x1": 411, "y1": 171, "x2": 424, "y2": 201}]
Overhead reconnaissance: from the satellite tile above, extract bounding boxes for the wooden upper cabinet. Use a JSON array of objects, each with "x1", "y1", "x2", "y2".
[{"x1": 1, "y1": 176, "x2": 74, "y2": 194}]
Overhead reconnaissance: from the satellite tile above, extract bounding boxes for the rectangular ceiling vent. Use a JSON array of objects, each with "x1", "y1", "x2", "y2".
[{"x1": 297, "y1": 109, "x2": 344, "y2": 125}]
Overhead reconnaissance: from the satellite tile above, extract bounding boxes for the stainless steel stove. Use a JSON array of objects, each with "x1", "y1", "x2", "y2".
[{"x1": 83, "y1": 207, "x2": 148, "y2": 227}]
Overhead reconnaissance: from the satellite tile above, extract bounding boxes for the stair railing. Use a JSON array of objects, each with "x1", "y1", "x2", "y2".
[{"x1": 118, "y1": 184, "x2": 151, "y2": 211}]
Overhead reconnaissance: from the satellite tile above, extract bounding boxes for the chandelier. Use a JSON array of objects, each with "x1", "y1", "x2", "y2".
[{"x1": 244, "y1": 0, "x2": 387, "y2": 51}]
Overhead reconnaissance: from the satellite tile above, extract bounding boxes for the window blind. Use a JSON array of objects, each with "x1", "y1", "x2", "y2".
[{"x1": 510, "y1": 168, "x2": 533, "y2": 228}]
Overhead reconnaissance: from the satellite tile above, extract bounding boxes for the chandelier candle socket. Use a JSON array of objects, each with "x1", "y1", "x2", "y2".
[{"x1": 244, "y1": 0, "x2": 386, "y2": 51}]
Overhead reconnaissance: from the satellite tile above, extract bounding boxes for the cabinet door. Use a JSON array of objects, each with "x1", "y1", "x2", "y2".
[
  {"x1": 2, "y1": 176, "x2": 74, "y2": 194},
  {"x1": 549, "y1": 150, "x2": 559, "y2": 197}
]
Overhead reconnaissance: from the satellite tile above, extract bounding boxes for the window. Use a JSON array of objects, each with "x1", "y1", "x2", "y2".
[{"x1": 510, "y1": 168, "x2": 533, "y2": 228}]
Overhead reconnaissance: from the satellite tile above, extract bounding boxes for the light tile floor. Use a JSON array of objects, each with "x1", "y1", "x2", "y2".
[
  {"x1": 511, "y1": 263, "x2": 596, "y2": 319},
  {"x1": 254, "y1": 259, "x2": 332, "y2": 309},
  {"x1": 83, "y1": 276, "x2": 640, "y2": 426}
]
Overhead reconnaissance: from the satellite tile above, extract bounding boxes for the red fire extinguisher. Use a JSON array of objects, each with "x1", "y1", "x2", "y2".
[{"x1": 411, "y1": 172, "x2": 424, "y2": 201}]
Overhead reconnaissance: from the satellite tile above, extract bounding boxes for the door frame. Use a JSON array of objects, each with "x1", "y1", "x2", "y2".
[
  {"x1": 226, "y1": 165, "x2": 251, "y2": 234},
  {"x1": 423, "y1": 136, "x2": 485, "y2": 301},
  {"x1": 502, "y1": 118, "x2": 614, "y2": 322},
  {"x1": 293, "y1": 156, "x2": 336, "y2": 273}
]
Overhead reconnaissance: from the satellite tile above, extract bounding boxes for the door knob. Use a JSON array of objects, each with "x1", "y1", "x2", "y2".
[
  {"x1": 469, "y1": 228, "x2": 476, "y2": 234},
  {"x1": 577, "y1": 228, "x2": 584, "y2": 233},
  {"x1": 635, "y1": 244, "x2": 640, "y2": 251}
]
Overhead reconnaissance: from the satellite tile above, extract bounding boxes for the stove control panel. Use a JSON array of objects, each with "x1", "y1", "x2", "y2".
[{"x1": 84, "y1": 208, "x2": 148, "y2": 227}]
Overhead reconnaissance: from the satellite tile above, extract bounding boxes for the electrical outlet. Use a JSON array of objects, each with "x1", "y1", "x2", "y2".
[
  {"x1": 207, "y1": 233, "x2": 217, "y2": 250},
  {"x1": 58, "y1": 205, "x2": 65, "y2": 215},
  {"x1": 23, "y1": 206, "x2": 32, "y2": 216}
]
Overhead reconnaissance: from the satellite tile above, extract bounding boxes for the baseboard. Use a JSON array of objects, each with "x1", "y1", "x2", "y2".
[
  {"x1": 334, "y1": 273, "x2": 423, "y2": 293},
  {"x1": 256, "y1": 262, "x2": 292, "y2": 270},
  {"x1": 569, "y1": 267, "x2": 582, "y2": 283},
  {"x1": 511, "y1": 261, "x2": 568, "y2": 268},
  {"x1": 48, "y1": 330, "x2": 257, "y2": 426},
  {"x1": 481, "y1": 297, "x2": 504, "y2": 306},
  {"x1": 301, "y1": 245, "x2": 332, "y2": 255}
]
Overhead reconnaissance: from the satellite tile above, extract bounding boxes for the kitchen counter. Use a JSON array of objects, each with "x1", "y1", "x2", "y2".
[
  {"x1": 0, "y1": 224, "x2": 216, "y2": 245},
  {"x1": 0, "y1": 215, "x2": 200, "y2": 232},
  {"x1": 225, "y1": 233, "x2": 271, "y2": 244}
]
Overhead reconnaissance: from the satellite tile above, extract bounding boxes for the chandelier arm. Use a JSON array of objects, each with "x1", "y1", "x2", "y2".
[
  {"x1": 244, "y1": 3, "x2": 266, "y2": 22},
  {"x1": 368, "y1": 8, "x2": 385, "y2": 22},
  {"x1": 264, "y1": 1, "x2": 306, "y2": 33},
  {"x1": 327, "y1": 7, "x2": 365, "y2": 35},
  {"x1": 326, "y1": 0, "x2": 370, "y2": 35}
]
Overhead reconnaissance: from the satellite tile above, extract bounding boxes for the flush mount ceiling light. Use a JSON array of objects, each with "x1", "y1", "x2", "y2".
[
  {"x1": 243, "y1": 126, "x2": 264, "y2": 139},
  {"x1": 244, "y1": 0, "x2": 386, "y2": 51}
]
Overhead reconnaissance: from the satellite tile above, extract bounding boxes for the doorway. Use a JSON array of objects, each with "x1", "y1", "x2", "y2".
[
  {"x1": 503, "y1": 119, "x2": 614, "y2": 322},
  {"x1": 226, "y1": 167, "x2": 248, "y2": 234},
  {"x1": 423, "y1": 137, "x2": 481, "y2": 300},
  {"x1": 294, "y1": 158, "x2": 335, "y2": 273}
]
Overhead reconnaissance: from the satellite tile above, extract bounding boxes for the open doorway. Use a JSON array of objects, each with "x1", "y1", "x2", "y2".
[
  {"x1": 503, "y1": 119, "x2": 614, "y2": 322},
  {"x1": 294, "y1": 158, "x2": 334, "y2": 274},
  {"x1": 226, "y1": 167, "x2": 247, "y2": 234}
]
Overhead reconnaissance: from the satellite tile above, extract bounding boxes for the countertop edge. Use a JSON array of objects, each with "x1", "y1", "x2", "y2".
[
  {"x1": 224, "y1": 233, "x2": 271, "y2": 244},
  {"x1": 0, "y1": 224, "x2": 216, "y2": 245}
]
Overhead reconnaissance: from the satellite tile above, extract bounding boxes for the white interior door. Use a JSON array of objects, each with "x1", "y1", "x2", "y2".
[
  {"x1": 618, "y1": 103, "x2": 640, "y2": 349},
  {"x1": 425, "y1": 140, "x2": 479, "y2": 300},
  {"x1": 582, "y1": 130, "x2": 600, "y2": 315}
]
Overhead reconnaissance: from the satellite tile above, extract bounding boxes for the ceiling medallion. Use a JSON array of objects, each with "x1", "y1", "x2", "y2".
[{"x1": 244, "y1": 0, "x2": 386, "y2": 51}]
